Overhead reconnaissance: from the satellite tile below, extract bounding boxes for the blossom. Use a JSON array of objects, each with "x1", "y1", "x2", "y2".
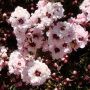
[
  {"x1": 37, "y1": 0, "x2": 48, "y2": 8},
  {"x1": 9, "y1": 6, "x2": 31, "y2": 30},
  {"x1": 79, "y1": 0, "x2": 90, "y2": 21},
  {"x1": 85, "y1": 6, "x2": 90, "y2": 21},
  {"x1": 74, "y1": 24, "x2": 88, "y2": 48},
  {"x1": 80, "y1": 0, "x2": 90, "y2": 12},
  {"x1": 8, "y1": 50, "x2": 26, "y2": 75},
  {"x1": 21, "y1": 60, "x2": 51, "y2": 86},
  {"x1": 69, "y1": 13, "x2": 87, "y2": 24},
  {"x1": 75, "y1": 13, "x2": 87, "y2": 23}
]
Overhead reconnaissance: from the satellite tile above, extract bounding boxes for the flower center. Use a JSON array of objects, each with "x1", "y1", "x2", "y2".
[
  {"x1": 29, "y1": 42, "x2": 36, "y2": 47},
  {"x1": 38, "y1": 18, "x2": 41, "y2": 23},
  {"x1": 63, "y1": 43, "x2": 67, "y2": 47},
  {"x1": 60, "y1": 26, "x2": 65, "y2": 31},
  {"x1": 35, "y1": 70, "x2": 41, "y2": 77},
  {"x1": 46, "y1": 12, "x2": 51, "y2": 18},
  {"x1": 54, "y1": 47, "x2": 60, "y2": 53},
  {"x1": 33, "y1": 34, "x2": 39, "y2": 38},
  {"x1": 18, "y1": 62, "x2": 21, "y2": 66},
  {"x1": 18, "y1": 18, "x2": 24, "y2": 24},
  {"x1": 53, "y1": 34, "x2": 59, "y2": 39},
  {"x1": 78, "y1": 37, "x2": 84, "y2": 41}
]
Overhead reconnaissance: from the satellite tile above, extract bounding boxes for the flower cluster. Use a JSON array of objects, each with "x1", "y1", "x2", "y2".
[
  {"x1": 8, "y1": 0, "x2": 89, "y2": 86},
  {"x1": 8, "y1": 50, "x2": 51, "y2": 86}
]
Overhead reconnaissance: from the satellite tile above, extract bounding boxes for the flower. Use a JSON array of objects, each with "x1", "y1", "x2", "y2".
[
  {"x1": 84, "y1": 6, "x2": 90, "y2": 21},
  {"x1": 9, "y1": 6, "x2": 31, "y2": 30},
  {"x1": 74, "y1": 24, "x2": 88, "y2": 48},
  {"x1": 37, "y1": 0, "x2": 48, "y2": 8},
  {"x1": 21, "y1": 60, "x2": 51, "y2": 86},
  {"x1": 8, "y1": 50, "x2": 26, "y2": 75},
  {"x1": 69, "y1": 13, "x2": 87, "y2": 24},
  {"x1": 79, "y1": 0, "x2": 90, "y2": 21},
  {"x1": 80, "y1": 0, "x2": 90, "y2": 12}
]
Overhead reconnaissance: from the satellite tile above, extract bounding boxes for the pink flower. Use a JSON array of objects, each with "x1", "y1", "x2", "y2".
[
  {"x1": 80, "y1": 0, "x2": 90, "y2": 21},
  {"x1": 8, "y1": 50, "x2": 26, "y2": 75},
  {"x1": 80, "y1": 0, "x2": 90, "y2": 12},
  {"x1": 9, "y1": 6, "x2": 31, "y2": 29},
  {"x1": 69, "y1": 13, "x2": 87, "y2": 24},
  {"x1": 74, "y1": 24, "x2": 88, "y2": 48},
  {"x1": 37, "y1": 0, "x2": 48, "y2": 8},
  {"x1": 21, "y1": 60, "x2": 51, "y2": 86}
]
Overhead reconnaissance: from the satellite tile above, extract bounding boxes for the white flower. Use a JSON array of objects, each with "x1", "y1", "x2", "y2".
[
  {"x1": 79, "y1": 0, "x2": 90, "y2": 21},
  {"x1": 68, "y1": 13, "x2": 87, "y2": 24},
  {"x1": 80, "y1": 0, "x2": 90, "y2": 12},
  {"x1": 51, "y1": 2, "x2": 64, "y2": 20},
  {"x1": 21, "y1": 60, "x2": 51, "y2": 86},
  {"x1": 9, "y1": 6, "x2": 31, "y2": 29},
  {"x1": 37, "y1": 0, "x2": 48, "y2": 8},
  {"x1": 74, "y1": 24, "x2": 88, "y2": 48},
  {"x1": 8, "y1": 50, "x2": 26, "y2": 75}
]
